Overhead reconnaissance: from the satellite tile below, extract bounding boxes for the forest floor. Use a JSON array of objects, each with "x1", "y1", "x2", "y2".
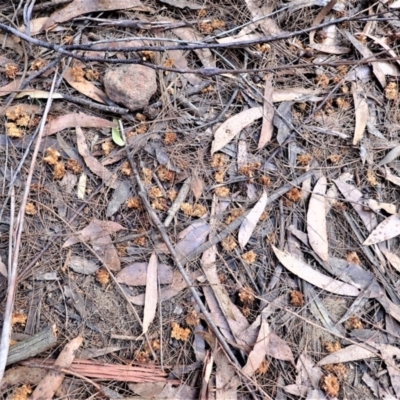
[{"x1": 1, "y1": 0, "x2": 400, "y2": 399}]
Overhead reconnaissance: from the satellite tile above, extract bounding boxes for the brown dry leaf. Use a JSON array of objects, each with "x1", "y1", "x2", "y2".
[
  {"x1": 258, "y1": 77, "x2": 274, "y2": 149},
  {"x1": 175, "y1": 219, "x2": 211, "y2": 262},
  {"x1": 30, "y1": 336, "x2": 82, "y2": 400},
  {"x1": 164, "y1": 17, "x2": 215, "y2": 68},
  {"x1": 0, "y1": 35, "x2": 22, "y2": 57},
  {"x1": 238, "y1": 190, "x2": 268, "y2": 248},
  {"x1": 352, "y1": 82, "x2": 369, "y2": 145},
  {"x1": 0, "y1": 79, "x2": 22, "y2": 97},
  {"x1": 43, "y1": 0, "x2": 143, "y2": 30},
  {"x1": 272, "y1": 87, "x2": 324, "y2": 103},
  {"x1": 63, "y1": 219, "x2": 125, "y2": 271},
  {"x1": 158, "y1": 0, "x2": 203, "y2": 9},
  {"x1": 215, "y1": 351, "x2": 240, "y2": 400},
  {"x1": 309, "y1": 1, "x2": 337, "y2": 44},
  {"x1": 75, "y1": 126, "x2": 115, "y2": 187},
  {"x1": 64, "y1": 67, "x2": 106, "y2": 103},
  {"x1": 242, "y1": 316, "x2": 271, "y2": 376},
  {"x1": 334, "y1": 178, "x2": 377, "y2": 232},
  {"x1": 378, "y1": 145, "x2": 400, "y2": 168},
  {"x1": 272, "y1": 246, "x2": 359, "y2": 296},
  {"x1": 307, "y1": 176, "x2": 328, "y2": 262},
  {"x1": 211, "y1": 107, "x2": 262, "y2": 154},
  {"x1": 201, "y1": 246, "x2": 236, "y2": 321},
  {"x1": 376, "y1": 344, "x2": 400, "y2": 398},
  {"x1": 14, "y1": 89, "x2": 64, "y2": 100},
  {"x1": 318, "y1": 344, "x2": 375, "y2": 366},
  {"x1": 244, "y1": 0, "x2": 282, "y2": 36},
  {"x1": 191, "y1": 176, "x2": 204, "y2": 202},
  {"x1": 127, "y1": 270, "x2": 202, "y2": 306},
  {"x1": 44, "y1": 113, "x2": 115, "y2": 136},
  {"x1": 116, "y1": 262, "x2": 173, "y2": 286},
  {"x1": 363, "y1": 214, "x2": 400, "y2": 246},
  {"x1": 343, "y1": 30, "x2": 386, "y2": 88},
  {"x1": 143, "y1": 252, "x2": 158, "y2": 334},
  {"x1": 384, "y1": 167, "x2": 400, "y2": 186}
]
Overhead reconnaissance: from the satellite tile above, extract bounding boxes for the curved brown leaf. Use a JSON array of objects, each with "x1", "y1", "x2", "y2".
[
  {"x1": 272, "y1": 246, "x2": 359, "y2": 296},
  {"x1": 211, "y1": 107, "x2": 262, "y2": 154},
  {"x1": 44, "y1": 113, "x2": 115, "y2": 136}
]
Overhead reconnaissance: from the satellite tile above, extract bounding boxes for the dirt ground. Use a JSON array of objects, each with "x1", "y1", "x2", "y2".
[{"x1": 1, "y1": 0, "x2": 400, "y2": 399}]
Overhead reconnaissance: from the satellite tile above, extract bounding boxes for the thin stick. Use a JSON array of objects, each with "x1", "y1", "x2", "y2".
[{"x1": 0, "y1": 70, "x2": 58, "y2": 382}]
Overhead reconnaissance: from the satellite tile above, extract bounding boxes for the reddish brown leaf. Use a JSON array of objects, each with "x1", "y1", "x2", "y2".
[
  {"x1": 64, "y1": 67, "x2": 107, "y2": 103},
  {"x1": 44, "y1": 113, "x2": 115, "y2": 136},
  {"x1": 43, "y1": 0, "x2": 143, "y2": 30},
  {"x1": 75, "y1": 126, "x2": 116, "y2": 187},
  {"x1": 31, "y1": 336, "x2": 82, "y2": 400}
]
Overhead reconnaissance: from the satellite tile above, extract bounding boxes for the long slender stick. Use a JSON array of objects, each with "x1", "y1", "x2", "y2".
[{"x1": 0, "y1": 71, "x2": 58, "y2": 382}]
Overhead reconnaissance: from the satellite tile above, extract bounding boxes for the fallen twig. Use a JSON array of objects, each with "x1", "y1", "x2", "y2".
[{"x1": 0, "y1": 71, "x2": 58, "y2": 382}]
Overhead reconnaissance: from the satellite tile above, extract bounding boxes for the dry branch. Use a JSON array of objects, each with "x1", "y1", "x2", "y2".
[{"x1": 6, "y1": 325, "x2": 58, "y2": 366}]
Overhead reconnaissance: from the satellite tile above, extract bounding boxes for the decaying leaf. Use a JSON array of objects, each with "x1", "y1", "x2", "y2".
[
  {"x1": 363, "y1": 214, "x2": 400, "y2": 245},
  {"x1": 143, "y1": 252, "x2": 158, "y2": 334},
  {"x1": 44, "y1": 113, "x2": 115, "y2": 136},
  {"x1": 158, "y1": 0, "x2": 204, "y2": 9},
  {"x1": 31, "y1": 336, "x2": 83, "y2": 400},
  {"x1": 307, "y1": 176, "x2": 328, "y2": 261},
  {"x1": 272, "y1": 246, "x2": 359, "y2": 296},
  {"x1": 68, "y1": 256, "x2": 99, "y2": 275},
  {"x1": 238, "y1": 190, "x2": 268, "y2": 248},
  {"x1": 318, "y1": 344, "x2": 375, "y2": 365},
  {"x1": 352, "y1": 81, "x2": 369, "y2": 145},
  {"x1": 64, "y1": 67, "x2": 107, "y2": 103},
  {"x1": 42, "y1": 0, "x2": 143, "y2": 30},
  {"x1": 377, "y1": 145, "x2": 400, "y2": 167},
  {"x1": 211, "y1": 107, "x2": 262, "y2": 154},
  {"x1": 242, "y1": 316, "x2": 271, "y2": 376},
  {"x1": 258, "y1": 77, "x2": 274, "y2": 149},
  {"x1": 63, "y1": 219, "x2": 125, "y2": 271},
  {"x1": 75, "y1": 126, "x2": 116, "y2": 187},
  {"x1": 116, "y1": 262, "x2": 173, "y2": 286}
]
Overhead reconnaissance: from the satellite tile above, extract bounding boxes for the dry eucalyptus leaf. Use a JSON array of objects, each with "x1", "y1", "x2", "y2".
[
  {"x1": 238, "y1": 190, "x2": 268, "y2": 248},
  {"x1": 158, "y1": 0, "x2": 204, "y2": 9},
  {"x1": 307, "y1": 176, "x2": 328, "y2": 261},
  {"x1": 64, "y1": 67, "x2": 107, "y2": 104},
  {"x1": 272, "y1": 246, "x2": 359, "y2": 296},
  {"x1": 44, "y1": 113, "x2": 115, "y2": 136},
  {"x1": 211, "y1": 107, "x2": 262, "y2": 154},
  {"x1": 318, "y1": 344, "x2": 375, "y2": 366},
  {"x1": 352, "y1": 82, "x2": 369, "y2": 145},
  {"x1": 75, "y1": 126, "x2": 116, "y2": 188},
  {"x1": 116, "y1": 262, "x2": 173, "y2": 286},
  {"x1": 364, "y1": 214, "x2": 400, "y2": 245},
  {"x1": 42, "y1": 0, "x2": 143, "y2": 30},
  {"x1": 258, "y1": 77, "x2": 274, "y2": 149},
  {"x1": 68, "y1": 256, "x2": 99, "y2": 275},
  {"x1": 143, "y1": 252, "x2": 158, "y2": 334}
]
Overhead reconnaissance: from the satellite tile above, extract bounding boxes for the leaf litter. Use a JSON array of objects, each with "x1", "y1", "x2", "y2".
[{"x1": 3, "y1": 0, "x2": 400, "y2": 398}]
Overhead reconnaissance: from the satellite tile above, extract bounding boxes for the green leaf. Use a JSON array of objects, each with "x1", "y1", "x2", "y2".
[{"x1": 111, "y1": 119, "x2": 125, "y2": 146}]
